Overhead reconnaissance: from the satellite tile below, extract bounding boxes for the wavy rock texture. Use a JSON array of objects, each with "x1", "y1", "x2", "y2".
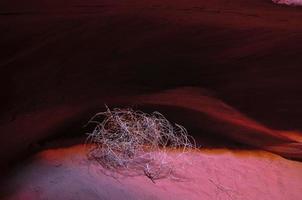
[{"x1": 1, "y1": 0, "x2": 302, "y2": 199}]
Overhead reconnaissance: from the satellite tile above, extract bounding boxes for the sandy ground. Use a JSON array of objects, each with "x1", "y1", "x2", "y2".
[{"x1": 1, "y1": 144, "x2": 302, "y2": 200}]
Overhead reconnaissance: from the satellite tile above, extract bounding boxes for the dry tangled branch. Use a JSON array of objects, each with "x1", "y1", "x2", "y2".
[{"x1": 85, "y1": 106, "x2": 196, "y2": 182}]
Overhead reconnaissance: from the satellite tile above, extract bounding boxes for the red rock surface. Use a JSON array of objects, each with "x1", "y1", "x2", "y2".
[{"x1": 1, "y1": 0, "x2": 302, "y2": 198}]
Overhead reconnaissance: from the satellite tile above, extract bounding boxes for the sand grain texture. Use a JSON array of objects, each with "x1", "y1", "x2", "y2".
[{"x1": 2, "y1": 145, "x2": 302, "y2": 200}]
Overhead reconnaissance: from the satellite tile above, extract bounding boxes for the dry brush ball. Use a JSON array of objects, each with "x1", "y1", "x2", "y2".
[{"x1": 85, "y1": 107, "x2": 196, "y2": 181}]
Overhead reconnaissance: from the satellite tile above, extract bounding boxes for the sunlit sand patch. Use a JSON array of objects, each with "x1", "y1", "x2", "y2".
[
  {"x1": 2, "y1": 144, "x2": 302, "y2": 200},
  {"x1": 273, "y1": 0, "x2": 302, "y2": 5}
]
